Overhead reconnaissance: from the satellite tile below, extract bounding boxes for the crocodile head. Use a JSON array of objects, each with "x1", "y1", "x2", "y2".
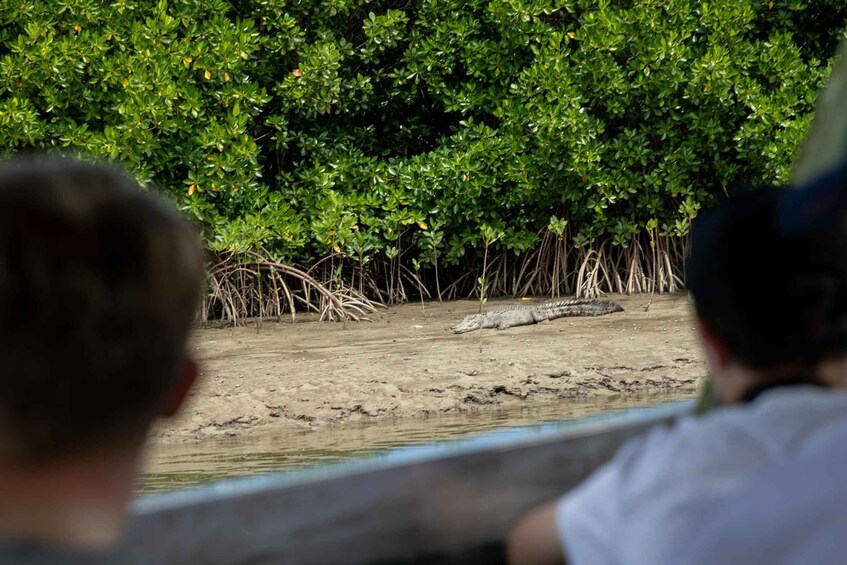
[{"x1": 452, "y1": 314, "x2": 484, "y2": 334}]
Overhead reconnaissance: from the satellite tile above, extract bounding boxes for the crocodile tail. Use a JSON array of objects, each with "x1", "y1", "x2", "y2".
[
  {"x1": 586, "y1": 300, "x2": 624, "y2": 315},
  {"x1": 549, "y1": 299, "x2": 624, "y2": 316},
  {"x1": 604, "y1": 300, "x2": 625, "y2": 313}
]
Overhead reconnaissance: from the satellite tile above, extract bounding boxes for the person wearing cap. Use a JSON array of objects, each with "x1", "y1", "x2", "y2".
[
  {"x1": 672, "y1": 164, "x2": 847, "y2": 565},
  {"x1": 506, "y1": 184, "x2": 847, "y2": 565}
]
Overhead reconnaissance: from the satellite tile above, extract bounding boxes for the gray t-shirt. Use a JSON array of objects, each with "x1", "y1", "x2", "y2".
[
  {"x1": 678, "y1": 416, "x2": 847, "y2": 565},
  {"x1": 556, "y1": 387, "x2": 847, "y2": 565}
]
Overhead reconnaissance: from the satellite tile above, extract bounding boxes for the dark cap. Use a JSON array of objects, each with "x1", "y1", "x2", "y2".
[
  {"x1": 779, "y1": 162, "x2": 847, "y2": 235},
  {"x1": 688, "y1": 186, "x2": 847, "y2": 368}
]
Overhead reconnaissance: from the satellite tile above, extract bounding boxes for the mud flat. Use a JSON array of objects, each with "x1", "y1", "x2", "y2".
[{"x1": 151, "y1": 294, "x2": 706, "y2": 446}]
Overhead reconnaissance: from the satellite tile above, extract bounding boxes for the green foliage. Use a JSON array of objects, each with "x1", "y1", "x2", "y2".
[{"x1": 1, "y1": 0, "x2": 845, "y2": 292}]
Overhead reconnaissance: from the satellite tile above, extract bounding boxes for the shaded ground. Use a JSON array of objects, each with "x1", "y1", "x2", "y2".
[{"x1": 152, "y1": 294, "x2": 706, "y2": 445}]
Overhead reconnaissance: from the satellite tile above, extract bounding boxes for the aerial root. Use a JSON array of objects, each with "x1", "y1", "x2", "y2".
[
  {"x1": 203, "y1": 252, "x2": 380, "y2": 327},
  {"x1": 202, "y1": 233, "x2": 686, "y2": 324}
]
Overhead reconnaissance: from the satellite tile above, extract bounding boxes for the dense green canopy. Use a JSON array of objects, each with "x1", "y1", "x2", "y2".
[{"x1": 1, "y1": 0, "x2": 845, "y2": 310}]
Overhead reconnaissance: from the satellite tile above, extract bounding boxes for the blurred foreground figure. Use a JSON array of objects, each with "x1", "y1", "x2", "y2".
[
  {"x1": 0, "y1": 157, "x2": 204, "y2": 563},
  {"x1": 507, "y1": 183, "x2": 847, "y2": 565},
  {"x1": 674, "y1": 165, "x2": 847, "y2": 565}
]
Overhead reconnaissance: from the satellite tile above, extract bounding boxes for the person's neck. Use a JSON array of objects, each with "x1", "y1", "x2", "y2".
[
  {"x1": 0, "y1": 445, "x2": 142, "y2": 550},
  {"x1": 718, "y1": 358, "x2": 847, "y2": 405}
]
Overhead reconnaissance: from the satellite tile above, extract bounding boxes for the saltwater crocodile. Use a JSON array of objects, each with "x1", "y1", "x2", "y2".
[{"x1": 451, "y1": 299, "x2": 624, "y2": 333}]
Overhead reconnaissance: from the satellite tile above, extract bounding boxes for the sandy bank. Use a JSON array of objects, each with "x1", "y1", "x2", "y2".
[{"x1": 152, "y1": 294, "x2": 705, "y2": 445}]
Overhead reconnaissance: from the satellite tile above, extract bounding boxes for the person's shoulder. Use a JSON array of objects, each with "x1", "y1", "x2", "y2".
[
  {"x1": 554, "y1": 411, "x2": 752, "y2": 564},
  {"x1": 558, "y1": 391, "x2": 847, "y2": 544},
  {"x1": 611, "y1": 405, "x2": 761, "y2": 477},
  {"x1": 612, "y1": 389, "x2": 847, "y2": 493},
  {"x1": 678, "y1": 417, "x2": 847, "y2": 565}
]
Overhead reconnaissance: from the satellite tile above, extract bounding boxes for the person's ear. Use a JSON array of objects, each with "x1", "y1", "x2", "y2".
[
  {"x1": 697, "y1": 321, "x2": 733, "y2": 371},
  {"x1": 159, "y1": 357, "x2": 199, "y2": 419}
]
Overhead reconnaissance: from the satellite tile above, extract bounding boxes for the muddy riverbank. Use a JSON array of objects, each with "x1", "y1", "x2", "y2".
[
  {"x1": 142, "y1": 394, "x2": 693, "y2": 491},
  {"x1": 151, "y1": 294, "x2": 706, "y2": 445}
]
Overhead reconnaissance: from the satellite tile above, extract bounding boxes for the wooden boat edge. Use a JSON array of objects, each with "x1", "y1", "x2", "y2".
[{"x1": 123, "y1": 402, "x2": 692, "y2": 564}]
